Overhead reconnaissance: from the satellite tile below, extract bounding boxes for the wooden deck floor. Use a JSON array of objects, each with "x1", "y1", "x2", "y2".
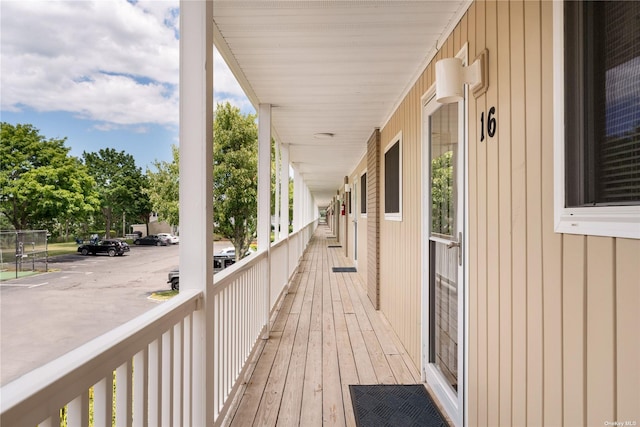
[{"x1": 225, "y1": 225, "x2": 423, "y2": 426}]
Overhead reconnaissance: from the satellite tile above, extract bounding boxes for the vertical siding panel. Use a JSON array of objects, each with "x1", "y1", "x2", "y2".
[
  {"x1": 367, "y1": 129, "x2": 380, "y2": 310},
  {"x1": 509, "y1": 1, "x2": 528, "y2": 425},
  {"x1": 496, "y1": 1, "x2": 513, "y2": 425},
  {"x1": 409, "y1": 87, "x2": 419, "y2": 364},
  {"x1": 466, "y1": 2, "x2": 479, "y2": 425},
  {"x1": 563, "y1": 235, "x2": 586, "y2": 426},
  {"x1": 524, "y1": 2, "x2": 543, "y2": 426},
  {"x1": 473, "y1": 0, "x2": 489, "y2": 426},
  {"x1": 453, "y1": 15, "x2": 462, "y2": 55},
  {"x1": 540, "y1": 1, "x2": 563, "y2": 425},
  {"x1": 484, "y1": 2, "x2": 501, "y2": 427},
  {"x1": 586, "y1": 236, "x2": 616, "y2": 425},
  {"x1": 405, "y1": 93, "x2": 412, "y2": 362},
  {"x1": 406, "y1": 94, "x2": 413, "y2": 361},
  {"x1": 460, "y1": 13, "x2": 468, "y2": 69},
  {"x1": 616, "y1": 239, "x2": 640, "y2": 421}
]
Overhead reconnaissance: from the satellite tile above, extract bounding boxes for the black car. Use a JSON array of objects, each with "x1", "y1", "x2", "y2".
[
  {"x1": 77, "y1": 239, "x2": 130, "y2": 257},
  {"x1": 133, "y1": 235, "x2": 168, "y2": 246}
]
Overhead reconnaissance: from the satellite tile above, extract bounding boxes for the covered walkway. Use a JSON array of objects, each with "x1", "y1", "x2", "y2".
[{"x1": 226, "y1": 225, "x2": 427, "y2": 426}]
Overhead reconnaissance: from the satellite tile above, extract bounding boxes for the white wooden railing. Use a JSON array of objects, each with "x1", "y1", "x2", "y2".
[
  {"x1": 0, "y1": 289, "x2": 203, "y2": 426},
  {"x1": 0, "y1": 220, "x2": 318, "y2": 427},
  {"x1": 210, "y1": 250, "x2": 268, "y2": 422}
]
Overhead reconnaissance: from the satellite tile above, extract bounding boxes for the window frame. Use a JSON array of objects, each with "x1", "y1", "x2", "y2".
[
  {"x1": 360, "y1": 170, "x2": 367, "y2": 218},
  {"x1": 553, "y1": 1, "x2": 640, "y2": 239},
  {"x1": 384, "y1": 132, "x2": 403, "y2": 221}
]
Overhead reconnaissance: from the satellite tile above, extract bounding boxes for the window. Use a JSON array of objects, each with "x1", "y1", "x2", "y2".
[
  {"x1": 360, "y1": 172, "x2": 367, "y2": 215},
  {"x1": 554, "y1": 1, "x2": 640, "y2": 238},
  {"x1": 384, "y1": 132, "x2": 402, "y2": 220}
]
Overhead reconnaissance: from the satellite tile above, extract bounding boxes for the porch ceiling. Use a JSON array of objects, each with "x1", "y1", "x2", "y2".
[{"x1": 212, "y1": 0, "x2": 470, "y2": 207}]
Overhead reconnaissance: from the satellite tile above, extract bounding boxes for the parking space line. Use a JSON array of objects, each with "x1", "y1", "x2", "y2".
[
  {"x1": 28, "y1": 282, "x2": 49, "y2": 289},
  {"x1": 0, "y1": 283, "x2": 33, "y2": 288}
]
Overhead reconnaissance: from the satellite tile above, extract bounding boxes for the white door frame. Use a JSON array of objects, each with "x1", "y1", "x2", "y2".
[
  {"x1": 420, "y1": 43, "x2": 470, "y2": 427},
  {"x1": 352, "y1": 178, "x2": 358, "y2": 267}
]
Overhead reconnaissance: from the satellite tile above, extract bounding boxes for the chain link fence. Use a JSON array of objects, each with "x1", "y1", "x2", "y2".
[{"x1": 0, "y1": 230, "x2": 49, "y2": 279}]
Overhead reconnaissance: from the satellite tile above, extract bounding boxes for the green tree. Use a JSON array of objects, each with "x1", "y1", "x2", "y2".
[
  {"x1": 0, "y1": 122, "x2": 99, "y2": 230},
  {"x1": 82, "y1": 148, "x2": 150, "y2": 238},
  {"x1": 146, "y1": 145, "x2": 179, "y2": 227},
  {"x1": 431, "y1": 151, "x2": 453, "y2": 236},
  {"x1": 214, "y1": 102, "x2": 258, "y2": 260}
]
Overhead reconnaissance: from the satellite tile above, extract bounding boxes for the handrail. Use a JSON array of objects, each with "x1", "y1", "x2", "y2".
[
  {"x1": 1, "y1": 289, "x2": 202, "y2": 426},
  {"x1": 0, "y1": 218, "x2": 320, "y2": 426},
  {"x1": 212, "y1": 249, "x2": 267, "y2": 292}
]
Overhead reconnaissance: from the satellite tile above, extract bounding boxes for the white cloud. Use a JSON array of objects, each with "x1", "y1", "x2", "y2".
[
  {"x1": 1, "y1": 0, "x2": 253, "y2": 131},
  {"x1": 213, "y1": 50, "x2": 256, "y2": 113},
  {"x1": 213, "y1": 49, "x2": 246, "y2": 99},
  {"x1": 1, "y1": 0, "x2": 179, "y2": 127}
]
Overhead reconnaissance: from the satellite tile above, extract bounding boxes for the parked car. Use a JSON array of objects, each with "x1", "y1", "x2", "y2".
[
  {"x1": 133, "y1": 235, "x2": 168, "y2": 246},
  {"x1": 214, "y1": 247, "x2": 237, "y2": 270},
  {"x1": 157, "y1": 233, "x2": 179, "y2": 244},
  {"x1": 168, "y1": 247, "x2": 252, "y2": 290},
  {"x1": 77, "y1": 239, "x2": 130, "y2": 257},
  {"x1": 167, "y1": 268, "x2": 179, "y2": 291}
]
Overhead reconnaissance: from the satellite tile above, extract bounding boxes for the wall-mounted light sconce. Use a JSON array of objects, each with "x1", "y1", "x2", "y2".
[
  {"x1": 435, "y1": 49, "x2": 488, "y2": 104},
  {"x1": 344, "y1": 183, "x2": 351, "y2": 193}
]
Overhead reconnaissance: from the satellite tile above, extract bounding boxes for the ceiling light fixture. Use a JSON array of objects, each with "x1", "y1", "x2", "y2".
[{"x1": 314, "y1": 132, "x2": 334, "y2": 139}]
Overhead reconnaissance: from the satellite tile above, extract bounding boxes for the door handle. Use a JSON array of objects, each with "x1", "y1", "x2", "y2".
[{"x1": 446, "y1": 232, "x2": 463, "y2": 266}]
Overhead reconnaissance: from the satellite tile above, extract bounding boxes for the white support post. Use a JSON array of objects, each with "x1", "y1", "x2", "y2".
[
  {"x1": 258, "y1": 103, "x2": 272, "y2": 338},
  {"x1": 293, "y1": 169, "x2": 302, "y2": 232},
  {"x1": 274, "y1": 141, "x2": 280, "y2": 242},
  {"x1": 280, "y1": 143, "x2": 290, "y2": 240},
  {"x1": 179, "y1": 0, "x2": 214, "y2": 424}
]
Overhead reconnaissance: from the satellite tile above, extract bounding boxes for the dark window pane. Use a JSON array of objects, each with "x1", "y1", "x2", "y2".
[
  {"x1": 360, "y1": 173, "x2": 367, "y2": 214},
  {"x1": 385, "y1": 141, "x2": 400, "y2": 213},
  {"x1": 565, "y1": 1, "x2": 640, "y2": 206}
]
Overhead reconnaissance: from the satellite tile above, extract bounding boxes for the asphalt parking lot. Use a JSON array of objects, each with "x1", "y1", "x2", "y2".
[{"x1": 0, "y1": 244, "x2": 180, "y2": 385}]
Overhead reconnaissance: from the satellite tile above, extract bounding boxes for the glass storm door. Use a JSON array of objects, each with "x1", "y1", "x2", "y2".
[{"x1": 423, "y1": 96, "x2": 465, "y2": 426}]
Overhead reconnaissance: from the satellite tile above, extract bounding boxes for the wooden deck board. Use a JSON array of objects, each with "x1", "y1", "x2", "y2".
[{"x1": 227, "y1": 226, "x2": 422, "y2": 426}]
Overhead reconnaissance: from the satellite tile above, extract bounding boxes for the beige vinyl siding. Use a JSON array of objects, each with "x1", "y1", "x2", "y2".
[
  {"x1": 375, "y1": 0, "x2": 640, "y2": 425},
  {"x1": 616, "y1": 238, "x2": 640, "y2": 422},
  {"x1": 366, "y1": 129, "x2": 381, "y2": 308},
  {"x1": 346, "y1": 155, "x2": 369, "y2": 285}
]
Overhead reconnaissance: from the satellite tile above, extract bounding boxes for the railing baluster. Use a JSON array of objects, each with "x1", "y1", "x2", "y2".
[
  {"x1": 116, "y1": 360, "x2": 133, "y2": 427},
  {"x1": 183, "y1": 314, "x2": 192, "y2": 427},
  {"x1": 133, "y1": 348, "x2": 149, "y2": 427},
  {"x1": 93, "y1": 375, "x2": 113, "y2": 427},
  {"x1": 39, "y1": 412, "x2": 58, "y2": 427},
  {"x1": 148, "y1": 338, "x2": 161, "y2": 426},
  {"x1": 161, "y1": 330, "x2": 172, "y2": 427},
  {"x1": 173, "y1": 322, "x2": 183, "y2": 427},
  {"x1": 67, "y1": 391, "x2": 89, "y2": 427}
]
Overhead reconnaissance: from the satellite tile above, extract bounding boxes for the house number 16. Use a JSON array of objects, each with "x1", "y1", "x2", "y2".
[{"x1": 480, "y1": 106, "x2": 496, "y2": 142}]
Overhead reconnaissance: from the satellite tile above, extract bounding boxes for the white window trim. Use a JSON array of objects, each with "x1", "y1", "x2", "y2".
[
  {"x1": 553, "y1": 1, "x2": 640, "y2": 240},
  {"x1": 360, "y1": 169, "x2": 368, "y2": 218},
  {"x1": 384, "y1": 131, "x2": 403, "y2": 221},
  {"x1": 349, "y1": 176, "x2": 356, "y2": 218}
]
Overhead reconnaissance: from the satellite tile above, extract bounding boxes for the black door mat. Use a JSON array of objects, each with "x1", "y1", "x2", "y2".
[
  {"x1": 332, "y1": 267, "x2": 357, "y2": 273},
  {"x1": 328, "y1": 245, "x2": 342, "y2": 248},
  {"x1": 350, "y1": 384, "x2": 449, "y2": 427}
]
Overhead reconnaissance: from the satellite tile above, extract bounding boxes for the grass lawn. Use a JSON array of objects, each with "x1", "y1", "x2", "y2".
[
  {"x1": 0, "y1": 270, "x2": 40, "y2": 280},
  {"x1": 149, "y1": 290, "x2": 179, "y2": 300},
  {"x1": 47, "y1": 241, "x2": 82, "y2": 257}
]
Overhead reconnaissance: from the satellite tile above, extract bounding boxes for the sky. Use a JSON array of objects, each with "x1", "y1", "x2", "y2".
[{"x1": 0, "y1": 0, "x2": 254, "y2": 171}]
